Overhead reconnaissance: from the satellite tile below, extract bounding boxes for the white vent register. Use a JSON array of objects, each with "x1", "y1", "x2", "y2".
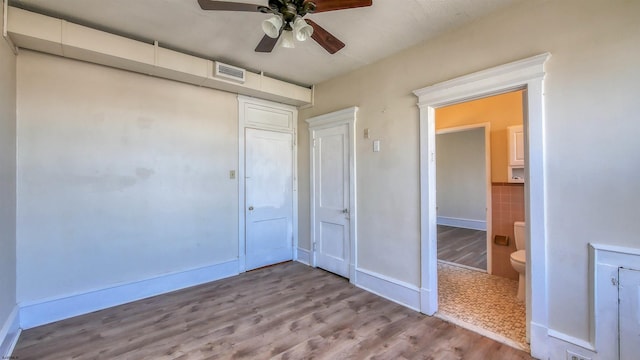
[{"x1": 214, "y1": 61, "x2": 246, "y2": 83}]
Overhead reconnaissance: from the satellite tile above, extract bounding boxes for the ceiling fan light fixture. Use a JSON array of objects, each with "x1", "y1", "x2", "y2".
[
  {"x1": 262, "y1": 15, "x2": 283, "y2": 38},
  {"x1": 292, "y1": 16, "x2": 313, "y2": 42},
  {"x1": 280, "y1": 30, "x2": 295, "y2": 48}
]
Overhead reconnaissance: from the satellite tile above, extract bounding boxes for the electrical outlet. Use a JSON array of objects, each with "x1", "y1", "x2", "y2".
[
  {"x1": 566, "y1": 350, "x2": 591, "y2": 360},
  {"x1": 229, "y1": 170, "x2": 236, "y2": 179}
]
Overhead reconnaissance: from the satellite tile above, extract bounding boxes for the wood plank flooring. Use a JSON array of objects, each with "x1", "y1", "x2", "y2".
[
  {"x1": 13, "y1": 262, "x2": 531, "y2": 360},
  {"x1": 437, "y1": 225, "x2": 487, "y2": 270}
]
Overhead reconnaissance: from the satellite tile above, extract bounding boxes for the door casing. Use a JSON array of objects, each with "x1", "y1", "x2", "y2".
[
  {"x1": 414, "y1": 53, "x2": 551, "y2": 358},
  {"x1": 238, "y1": 95, "x2": 298, "y2": 273}
]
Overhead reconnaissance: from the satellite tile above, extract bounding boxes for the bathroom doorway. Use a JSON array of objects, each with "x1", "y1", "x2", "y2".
[
  {"x1": 414, "y1": 54, "x2": 550, "y2": 357},
  {"x1": 436, "y1": 124, "x2": 490, "y2": 272},
  {"x1": 433, "y1": 90, "x2": 528, "y2": 350}
]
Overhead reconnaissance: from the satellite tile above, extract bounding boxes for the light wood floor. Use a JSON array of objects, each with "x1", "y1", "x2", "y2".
[
  {"x1": 13, "y1": 262, "x2": 531, "y2": 359},
  {"x1": 437, "y1": 225, "x2": 487, "y2": 270}
]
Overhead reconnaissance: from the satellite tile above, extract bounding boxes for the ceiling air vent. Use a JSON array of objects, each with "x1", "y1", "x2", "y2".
[{"x1": 214, "y1": 61, "x2": 246, "y2": 83}]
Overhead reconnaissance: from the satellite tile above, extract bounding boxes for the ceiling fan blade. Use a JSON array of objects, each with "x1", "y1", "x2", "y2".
[
  {"x1": 255, "y1": 33, "x2": 281, "y2": 52},
  {"x1": 311, "y1": 0, "x2": 372, "y2": 13},
  {"x1": 306, "y1": 19, "x2": 345, "y2": 54},
  {"x1": 197, "y1": 0, "x2": 262, "y2": 12}
]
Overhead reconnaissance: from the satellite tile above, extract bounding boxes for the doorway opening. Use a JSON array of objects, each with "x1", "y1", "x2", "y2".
[
  {"x1": 237, "y1": 96, "x2": 299, "y2": 273},
  {"x1": 414, "y1": 54, "x2": 551, "y2": 358},
  {"x1": 434, "y1": 91, "x2": 527, "y2": 350},
  {"x1": 436, "y1": 124, "x2": 490, "y2": 272}
]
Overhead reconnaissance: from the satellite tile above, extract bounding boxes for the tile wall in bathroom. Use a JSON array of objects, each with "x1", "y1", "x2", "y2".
[{"x1": 491, "y1": 183, "x2": 525, "y2": 280}]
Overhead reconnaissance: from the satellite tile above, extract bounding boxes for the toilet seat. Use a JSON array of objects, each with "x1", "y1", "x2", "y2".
[{"x1": 510, "y1": 250, "x2": 526, "y2": 264}]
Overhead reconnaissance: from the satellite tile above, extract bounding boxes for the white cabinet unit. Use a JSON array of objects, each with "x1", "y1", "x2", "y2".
[{"x1": 507, "y1": 125, "x2": 525, "y2": 183}]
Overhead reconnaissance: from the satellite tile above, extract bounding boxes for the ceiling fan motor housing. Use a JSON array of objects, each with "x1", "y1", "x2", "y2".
[
  {"x1": 260, "y1": 0, "x2": 317, "y2": 26},
  {"x1": 198, "y1": 0, "x2": 372, "y2": 54}
]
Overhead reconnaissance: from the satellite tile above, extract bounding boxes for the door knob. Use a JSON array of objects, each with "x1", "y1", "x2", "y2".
[{"x1": 248, "y1": 206, "x2": 254, "y2": 211}]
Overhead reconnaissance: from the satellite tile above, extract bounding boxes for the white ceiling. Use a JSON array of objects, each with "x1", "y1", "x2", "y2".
[{"x1": 9, "y1": 0, "x2": 522, "y2": 87}]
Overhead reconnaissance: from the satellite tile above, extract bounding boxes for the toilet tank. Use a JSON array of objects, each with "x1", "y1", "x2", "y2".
[{"x1": 513, "y1": 221, "x2": 526, "y2": 250}]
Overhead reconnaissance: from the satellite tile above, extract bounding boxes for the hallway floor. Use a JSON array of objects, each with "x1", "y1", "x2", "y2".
[
  {"x1": 437, "y1": 225, "x2": 487, "y2": 270},
  {"x1": 437, "y1": 262, "x2": 528, "y2": 351}
]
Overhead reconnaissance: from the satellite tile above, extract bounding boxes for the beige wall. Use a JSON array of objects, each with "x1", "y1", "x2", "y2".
[
  {"x1": 299, "y1": 0, "x2": 640, "y2": 343},
  {"x1": 0, "y1": 3, "x2": 17, "y2": 336},
  {"x1": 436, "y1": 90, "x2": 523, "y2": 183},
  {"x1": 436, "y1": 128, "x2": 486, "y2": 222},
  {"x1": 16, "y1": 51, "x2": 239, "y2": 303}
]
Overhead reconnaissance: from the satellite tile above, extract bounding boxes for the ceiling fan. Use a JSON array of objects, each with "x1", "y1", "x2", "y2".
[{"x1": 197, "y1": 0, "x2": 373, "y2": 54}]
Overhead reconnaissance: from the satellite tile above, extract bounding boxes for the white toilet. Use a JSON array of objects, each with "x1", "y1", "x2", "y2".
[{"x1": 511, "y1": 221, "x2": 526, "y2": 301}]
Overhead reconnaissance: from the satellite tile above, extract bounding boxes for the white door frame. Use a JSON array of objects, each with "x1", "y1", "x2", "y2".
[
  {"x1": 414, "y1": 53, "x2": 550, "y2": 359},
  {"x1": 306, "y1": 107, "x2": 358, "y2": 282},
  {"x1": 238, "y1": 95, "x2": 298, "y2": 273},
  {"x1": 436, "y1": 123, "x2": 492, "y2": 274}
]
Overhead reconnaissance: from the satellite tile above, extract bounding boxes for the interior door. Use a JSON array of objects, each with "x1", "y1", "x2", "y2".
[
  {"x1": 313, "y1": 124, "x2": 350, "y2": 278},
  {"x1": 619, "y1": 267, "x2": 640, "y2": 360},
  {"x1": 245, "y1": 128, "x2": 293, "y2": 270}
]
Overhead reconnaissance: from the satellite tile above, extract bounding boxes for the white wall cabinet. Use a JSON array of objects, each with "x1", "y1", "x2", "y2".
[{"x1": 507, "y1": 125, "x2": 524, "y2": 183}]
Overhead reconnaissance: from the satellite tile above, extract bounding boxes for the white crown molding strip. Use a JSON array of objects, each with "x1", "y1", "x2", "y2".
[
  {"x1": 0, "y1": 305, "x2": 20, "y2": 358},
  {"x1": 354, "y1": 268, "x2": 420, "y2": 312},
  {"x1": 19, "y1": 259, "x2": 239, "y2": 329},
  {"x1": 436, "y1": 216, "x2": 486, "y2": 231}
]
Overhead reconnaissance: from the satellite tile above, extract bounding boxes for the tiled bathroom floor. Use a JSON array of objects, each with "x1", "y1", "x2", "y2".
[{"x1": 437, "y1": 262, "x2": 529, "y2": 351}]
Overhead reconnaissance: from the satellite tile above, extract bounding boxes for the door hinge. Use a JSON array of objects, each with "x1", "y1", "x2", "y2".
[
  {"x1": 312, "y1": 138, "x2": 317, "y2": 147},
  {"x1": 313, "y1": 242, "x2": 317, "y2": 251}
]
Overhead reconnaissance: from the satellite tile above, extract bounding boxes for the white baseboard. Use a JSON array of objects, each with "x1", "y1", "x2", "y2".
[
  {"x1": 547, "y1": 329, "x2": 598, "y2": 360},
  {"x1": 420, "y1": 287, "x2": 436, "y2": 316},
  {"x1": 19, "y1": 259, "x2": 239, "y2": 329},
  {"x1": 297, "y1": 248, "x2": 311, "y2": 266},
  {"x1": 354, "y1": 268, "x2": 420, "y2": 312},
  {"x1": 529, "y1": 321, "x2": 549, "y2": 360},
  {"x1": 437, "y1": 216, "x2": 486, "y2": 231},
  {"x1": 0, "y1": 305, "x2": 20, "y2": 358}
]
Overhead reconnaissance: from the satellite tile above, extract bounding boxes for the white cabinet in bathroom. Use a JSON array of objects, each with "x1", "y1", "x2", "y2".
[{"x1": 507, "y1": 125, "x2": 525, "y2": 183}]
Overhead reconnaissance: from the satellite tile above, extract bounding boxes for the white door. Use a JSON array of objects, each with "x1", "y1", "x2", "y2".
[
  {"x1": 620, "y1": 267, "x2": 640, "y2": 360},
  {"x1": 312, "y1": 124, "x2": 350, "y2": 277},
  {"x1": 245, "y1": 128, "x2": 293, "y2": 270}
]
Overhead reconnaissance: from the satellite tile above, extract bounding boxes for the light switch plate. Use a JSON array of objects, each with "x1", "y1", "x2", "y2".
[{"x1": 373, "y1": 140, "x2": 381, "y2": 152}]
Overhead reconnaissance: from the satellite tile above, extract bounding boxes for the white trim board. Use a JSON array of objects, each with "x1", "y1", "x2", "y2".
[
  {"x1": 354, "y1": 268, "x2": 420, "y2": 312},
  {"x1": 0, "y1": 305, "x2": 20, "y2": 359},
  {"x1": 296, "y1": 248, "x2": 311, "y2": 266},
  {"x1": 19, "y1": 259, "x2": 239, "y2": 329},
  {"x1": 413, "y1": 53, "x2": 551, "y2": 359},
  {"x1": 436, "y1": 217, "x2": 486, "y2": 231}
]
